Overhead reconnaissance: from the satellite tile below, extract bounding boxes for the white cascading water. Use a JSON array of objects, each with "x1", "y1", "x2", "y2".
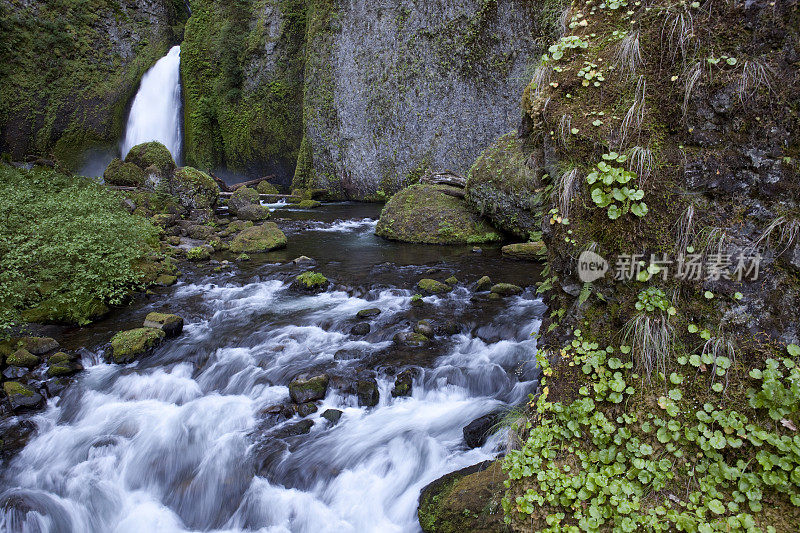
[
  {"x1": 120, "y1": 45, "x2": 182, "y2": 163},
  {"x1": 0, "y1": 215, "x2": 544, "y2": 532}
]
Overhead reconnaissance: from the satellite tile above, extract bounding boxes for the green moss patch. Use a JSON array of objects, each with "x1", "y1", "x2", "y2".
[
  {"x1": 376, "y1": 183, "x2": 501, "y2": 245},
  {"x1": 125, "y1": 141, "x2": 176, "y2": 175},
  {"x1": 103, "y1": 158, "x2": 146, "y2": 187},
  {"x1": 229, "y1": 222, "x2": 287, "y2": 253},
  {"x1": 110, "y1": 327, "x2": 166, "y2": 363}
]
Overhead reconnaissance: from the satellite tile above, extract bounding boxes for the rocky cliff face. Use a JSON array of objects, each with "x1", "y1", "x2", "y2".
[
  {"x1": 180, "y1": 0, "x2": 306, "y2": 184},
  {"x1": 295, "y1": 0, "x2": 565, "y2": 199},
  {"x1": 0, "y1": 0, "x2": 187, "y2": 166}
]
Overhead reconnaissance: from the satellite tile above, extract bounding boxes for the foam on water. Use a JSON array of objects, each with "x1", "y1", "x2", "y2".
[{"x1": 1, "y1": 270, "x2": 542, "y2": 532}]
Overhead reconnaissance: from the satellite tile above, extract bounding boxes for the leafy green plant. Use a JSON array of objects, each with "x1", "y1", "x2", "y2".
[
  {"x1": 586, "y1": 153, "x2": 648, "y2": 219},
  {"x1": 0, "y1": 165, "x2": 159, "y2": 332}
]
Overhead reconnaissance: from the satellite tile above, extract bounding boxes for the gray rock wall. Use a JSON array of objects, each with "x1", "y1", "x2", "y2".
[{"x1": 297, "y1": 0, "x2": 564, "y2": 199}]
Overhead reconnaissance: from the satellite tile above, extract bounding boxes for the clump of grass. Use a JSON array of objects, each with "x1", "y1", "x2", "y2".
[
  {"x1": 750, "y1": 215, "x2": 800, "y2": 254},
  {"x1": 674, "y1": 204, "x2": 696, "y2": 255},
  {"x1": 661, "y1": 4, "x2": 697, "y2": 62},
  {"x1": 628, "y1": 146, "x2": 654, "y2": 186},
  {"x1": 552, "y1": 168, "x2": 580, "y2": 218},
  {"x1": 682, "y1": 61, "x2": 704, "y2": 121},
  {"x1": 619, "y1": 76, "x2": 647, "y2": 148},
  {"x1": 614, "y1": 30, "x2": 642, "y2": 79},
  {"x1": 623, "y1": 313, "x2": 674, "y2": 383},
  {"x1": 737, "y1": 59, "x2": 774, "y2": 104},
  {"x1": 558, "y1": 113, "x2": 573, "y2": 147}
]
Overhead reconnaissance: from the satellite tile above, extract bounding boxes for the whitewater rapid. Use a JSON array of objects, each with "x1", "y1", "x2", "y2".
[{"x1": 0, "y1": 226, "x2": 543, "y2": 532}]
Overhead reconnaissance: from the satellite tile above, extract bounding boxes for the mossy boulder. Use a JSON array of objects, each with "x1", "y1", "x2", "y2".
[
  {"x1": 418, "y1": 461, "x2": 508, "y2": 533},
  {"x1": 187, "y1": 246, "x2": 211, "y2": 261},
  {"x1": 418, "y1": 279, "x2": 452, "y2": 294},
  {"x1": 476, "y1": 276, "x2": 493, "y2": 291},
  {"x1": 154, "y1": 274, "x2": 178, "y2": 286},
  {"x1": 109, "y1": 327, "x2": 166, "y2": 364},
  {"x1": 490, "y1": 283, "x2": 523, "y2": 296},
  {"x1": 235, "y1": 204, "x2": 271, "y2": 221},
  {"x1": 356, "y1": 377, "x2": 380, "y2": 407},
  {"x1": 465, "y1": 132, "x2": 545, "y2": 239},
  {"x1": 293, "y1": 271, "x2": 329, "y2": 292},
  {"x1": 3, "y1": 381, "x2": 43, "y2": 412},
  {"x1": 170, "y1": 167, "x2": 220, "y2": 210},
  {"x1": 103, "y1": 158, "x2": 146, "y2": 187},
  {"x1": 229, "y1": 223, "x2": 287, "y2": 253},
  {"x1": 125, "y1": 141, "x2": 176, "y2": 176},
  {"x1": 392, "y1": 369, "x2": 417, "y2": 397},
  {"x1": 46, "y1": 352, "x2": 83, "y2": 377},
  {"x1": 356, "y1": 308, "x2": 381, "y2": 319},
  {"x1": 18, "y1": 337, "x2": 59, "y2": 355},
  {"x1": 296, "y1": 199, "x2": 321, "y2": 209},
  {"x1": 288, "y1": 373, "x2": 329, "y2": 403},
  {"x1": 376, "y1": 183, "x2": 501, "y2": 245},
  {"x1": 143, "y1": 312, "x2": 184, "y2": 338},
  {"x1": 229, "y1": 187, "x2": 260, "y2": 215},
  {"x1": 394, "y1": 331, "x2": 430, "y2": 347},
  {"x1": 256, "y1": 181, "x2": 279, "y2": 194},
  {"x1": 6, "y1": 348, "x2": 39, "y2": 368},
  {"x1": 501, "y1": 241, "x2": 547, "y2": 261}
]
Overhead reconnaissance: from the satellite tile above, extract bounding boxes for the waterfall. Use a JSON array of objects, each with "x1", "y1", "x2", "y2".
[{"x1": 121, "y1": 45, "x2": 183, "y2": 163}]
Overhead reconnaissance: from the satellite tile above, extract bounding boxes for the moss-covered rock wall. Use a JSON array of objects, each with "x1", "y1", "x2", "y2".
[
  {"x1": 0, "y1": 0, "x2": 187, "y2": 167},
  {"x1": 180, "y1": 0, "x2": 307, "y2": 183}
]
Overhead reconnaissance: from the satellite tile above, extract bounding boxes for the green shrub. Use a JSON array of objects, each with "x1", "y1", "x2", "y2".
[{"x1": 0, "y1": 165, "x2": 159, "y2": 332}]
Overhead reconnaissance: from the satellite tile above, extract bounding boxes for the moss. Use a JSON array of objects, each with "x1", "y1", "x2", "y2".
[
  {"x1": 229, "y1": 222, "x2": 287, "y2": 253},
  {"x1": 3, "y1": 381, "x2": 34, "y2": 398},
  {"x1": 418, "y1": 279, "x2": 452, "y2": 294},
  {"x1": 376, "y1": 183, "x2": 501, "y2": 245},
  {"x1": 103, "y1": 158, "x2": 146, "y2": 187},
  {"x1": 110, "y1": 327, "x2": 165, "y2": 363},
  {"x1": 154, "y1": 274, "x2": 178, "y2": 286},
  {"x1": 256, "y1": 181, "x2": 280, "y2": 194},
  {"x1": 6, "y1": 348, "x2": 39, "y2": 368},
  {"x1": 181, "y1": 0, "x2": 307, "y2": 174},
  {"x1": 501, "y1": 241, "x2": 547, "y2": 261},
  {"x1": 490, "y1": 283, "x2": 522, "y2": 296},
  {"x1": 295, "y1": 271, "x2": 328, "y2": 288},
  {"x1": 296, "y1": 199, "x2": 321, "y2": 208},
  {"x1": 47, "y1": 364, "x2": 75, "y2": 377},
  {"x1": 20, "y1": 295, "x2": 110, "y2": 325},
  {"x1": 187, "y1": 246, "x2": 211, "y2": 261},
  {"x1": 48, "y1": 352, "x2": 73, "y2": 365},
  {"x1": 171, "y1": 166, "x2": 220, "y2": 209},
  {"x1": 292, "y1": 134, "x2": 315, "y2": 190},
  {"x1": 124, "y1": 141, "x2": 176, "y2": 175}
]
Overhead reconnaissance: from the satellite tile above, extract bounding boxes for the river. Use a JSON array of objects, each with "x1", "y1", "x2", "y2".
[{"x1": 0, "y1": 203, "x2": 544, "y2": 532}]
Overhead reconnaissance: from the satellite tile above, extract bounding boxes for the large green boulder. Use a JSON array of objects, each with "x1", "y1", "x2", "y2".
[
  {"x1": 170, "y1": 167, "x2": 220, "y2": 210},
  {"x1": 6, "y1": 348, "x2": 40, "y2": 368},
  {"x1": 501, "y1": 241, "x2": 547, "y2": 261},
  {"x1": 229, "y1": 223, "x2": 287, "y2": 253},
  {"x1": 103, "y1": 158, "x2": 146, "y2": 187},
  {"x1": 125, "y1": 141, "x2": 176, "y2": 176},
  {"x1": 465, "y1": 132, "x2": 545, "y2": 239},
  {"x1": 229, "y1": 187, "x2": 270, "y2": 220},
  {"x1": 375, "y1": 183, "x2": 500, "y2": 244},
  {"x1": 109, "y1": 327, "x2": 166, "y2": 363}
]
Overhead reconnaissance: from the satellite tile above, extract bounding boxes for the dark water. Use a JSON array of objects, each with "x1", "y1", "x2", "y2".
[{"x1": 0, "y1": 203, "x2": 544, "y2": 532}]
